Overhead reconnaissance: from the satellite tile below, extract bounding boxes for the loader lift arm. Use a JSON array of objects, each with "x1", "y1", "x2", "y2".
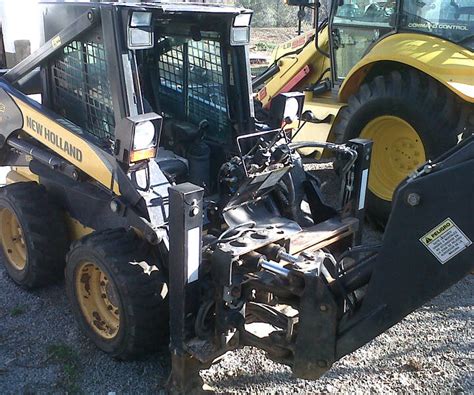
[
  {"x1": 0, "y1": 7, "x2": 163, "y2": 243},
  {"x1": 3, "y1": 8, "x2": 100, "y2": 86}
]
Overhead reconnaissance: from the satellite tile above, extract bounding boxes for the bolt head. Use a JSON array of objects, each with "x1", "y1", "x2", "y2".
[
  {"x1": 110, "y1": 200, "x2": 119, "y2": 213},
  {"x1": 407, "y1": 192, "x2": 421, "y2": 207},
  {"x1": 319, "y1": 304, "x2": 328, "y2": 312}
]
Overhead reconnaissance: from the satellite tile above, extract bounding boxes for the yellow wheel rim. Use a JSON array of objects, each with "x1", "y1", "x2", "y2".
[
  {"x1": 361, "y1": 116, "x2": 426, "y2": 201},
  {"x1": 0, "y1": 208, "x2": 27, "y2": 270},
  {"x1": 75, "y1": 261, "x2": 120, "y2": 339}
]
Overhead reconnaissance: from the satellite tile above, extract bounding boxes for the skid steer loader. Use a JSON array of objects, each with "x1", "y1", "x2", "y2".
[
  {"x1": 0, "y1": 2, "x2": 471, "y2": 392},
  {"x1": 255, "y1": 0, "x2": 474, "y2": 224}
]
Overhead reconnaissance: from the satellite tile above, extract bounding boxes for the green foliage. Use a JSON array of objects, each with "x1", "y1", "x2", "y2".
[
  {"x1": 10, "y1": 305, "x2": 25, "y2": 317},
  {"x1": 236, "y1": 0, "x2": 298, "y2": 27},
  {"x1": 235, "y1": 0, "x2": 332, "y2": 27},
  {"x1": 254, "y1": 41, "x2": 277, "y2": 51},
  {"x1": 47, "y1": 344, "x2": 81, "y2": 393}
]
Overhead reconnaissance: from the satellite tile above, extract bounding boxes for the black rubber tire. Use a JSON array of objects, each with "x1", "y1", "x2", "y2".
[
  {"x1": 65, "y1": 228, "x2": 169, "y2": 360},
  {"x1": 334, "y1": 69, "x2": 459, "y2": 224},
  {"x1": 0, "y1": 182, "x2": 68, "y2": 288}
]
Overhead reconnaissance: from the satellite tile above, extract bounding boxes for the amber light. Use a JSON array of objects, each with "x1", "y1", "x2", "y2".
[{"x1": 129, "y1": 147, "x2": 156, "y2": 163}]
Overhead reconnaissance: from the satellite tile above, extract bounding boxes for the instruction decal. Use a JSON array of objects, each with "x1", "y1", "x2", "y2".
[{"x1": 420, "y1": 218, "x2": 472, "y2": 264}]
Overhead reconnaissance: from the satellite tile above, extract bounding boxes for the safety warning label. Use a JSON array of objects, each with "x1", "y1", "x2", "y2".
[{"x1": 420, "y1": 218, "x2": 472, "y2": 264}]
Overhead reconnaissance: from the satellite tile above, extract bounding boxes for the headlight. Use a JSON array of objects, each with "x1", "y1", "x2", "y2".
[
  {"x1": 127, "y1": 10, "x2": 154, "y2": 50},
  {"x1": 130, "y1": 11, "x2": 152, "y2": 28},
  {"x1": 268, "y1": 92, "x2": 305, "y2": 128},
  {"x1": 283, "y1": 97, "x2": 300, "y2": 121},
  {"x1": 133, "y1": 121, "x2": 156, "y2": 151},
  {"x1": 231, "y1": 11, "x2": 252, "y2": 46},
  {"x1": 230, "y1": 27, "x2": 250, "y2": 45},
  {"x1": 233, "y1": 13, "x2": 252, "y2": 27}
]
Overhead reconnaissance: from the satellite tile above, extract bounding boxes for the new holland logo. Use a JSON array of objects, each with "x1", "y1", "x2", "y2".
[{"x1": 26, "y1": 116, "x2": 83, "y2": 162}]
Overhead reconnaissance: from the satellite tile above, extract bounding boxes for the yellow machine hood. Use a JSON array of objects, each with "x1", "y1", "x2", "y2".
[{"x1": 340, "y1": 33, "x2": 474, "y2": 103}]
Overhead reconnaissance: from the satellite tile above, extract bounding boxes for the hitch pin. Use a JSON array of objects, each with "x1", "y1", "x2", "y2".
[
  {"x1": 277, "y1": 251, "x2": 300, "y2": 264},
  {"x1": 260, "y1": 260, "x2": 290, "y2": 278}
]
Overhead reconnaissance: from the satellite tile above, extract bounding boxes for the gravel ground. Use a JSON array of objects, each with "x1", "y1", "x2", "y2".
[
  {"x1": 0, "y1": 166, "x2": 472, "y2": 393},
  {"x1": 0, "y1": 223, "x2": 472, "y2": 393}
]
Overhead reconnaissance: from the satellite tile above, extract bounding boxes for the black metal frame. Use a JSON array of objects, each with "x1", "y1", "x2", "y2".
[
  {"x1": 165, "y1": 136, "x2": 473, "y2": 391},
  {"x1": 168, "y1": 183, "x2": 205, "y2": 392},
  {"x1": 337, "y1": 137, "x2": 474, "y2": 358}
]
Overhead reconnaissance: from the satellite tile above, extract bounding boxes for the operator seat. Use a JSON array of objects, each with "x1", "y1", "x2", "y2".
[{"x1": 155, "y1": 149, "x2": 188, "y2": 183}]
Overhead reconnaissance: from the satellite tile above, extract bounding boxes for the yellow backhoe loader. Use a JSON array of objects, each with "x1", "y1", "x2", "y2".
[{"x1": 254, "y1": 0, "x2": 474, "y2": 223}]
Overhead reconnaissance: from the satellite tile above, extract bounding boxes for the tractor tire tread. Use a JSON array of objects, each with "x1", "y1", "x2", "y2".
[
  {"x1": 66, "y1": 228, "x2": 169, "y2": 360},
  {"x1": 0, "y1": 182, "x2": 68, "y2": 288},
  {"x1": 333, "y1": 69, "x2": 460, "y2": 224}
]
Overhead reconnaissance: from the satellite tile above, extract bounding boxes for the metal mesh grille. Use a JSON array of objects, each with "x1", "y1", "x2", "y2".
[
  {"x1": 158, "y1": 48, "x2": 185, "y2": 115},
  {"x1": 157, "y1": 39, "x2": 229, "y2": 142},
  {"x1": 51, "y1": 39, "x2": 115, "y2": 144}
]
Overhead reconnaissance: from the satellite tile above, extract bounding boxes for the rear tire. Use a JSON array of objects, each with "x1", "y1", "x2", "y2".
[
  {"x1": 334, "y1": 69, "x2": 459, "y2": 224},
  {"x1": 0, "y1": 182, "x2": 68, "y2": 288},
  {"x1": 65, "y1": 228, "x2": 169, "y2": 360}
]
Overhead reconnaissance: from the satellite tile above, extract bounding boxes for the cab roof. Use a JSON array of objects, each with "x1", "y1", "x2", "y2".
[{"x1": 41, "y1": 1, "x2": 251, "y2": 16}]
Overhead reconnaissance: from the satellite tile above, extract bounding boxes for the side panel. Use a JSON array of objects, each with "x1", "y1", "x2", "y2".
[
  {"x1": 339, "y1": 33, "x2": 474, "y2": 103},
  {"x1": 0, "y1": 84, "x2": 120, "y2": 194},
  {"x1": 336, "y1": 139, "x2": 474, "y2": 358},
  {"x1": 0, "y1": 87, "x2": 23, "y2": 133}
]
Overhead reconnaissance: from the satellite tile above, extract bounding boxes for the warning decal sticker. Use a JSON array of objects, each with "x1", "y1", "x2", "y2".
[{"x1": 420, "y1": 218, "x2": 472, "y2": 264}]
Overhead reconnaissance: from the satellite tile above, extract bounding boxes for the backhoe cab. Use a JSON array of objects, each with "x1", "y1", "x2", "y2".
[
  {"x1": 0, "y1": 2, "x2": 471, "y2": 393},
  {"x1": 256, "y1": 0, "x2": 474, "y2": 224}
]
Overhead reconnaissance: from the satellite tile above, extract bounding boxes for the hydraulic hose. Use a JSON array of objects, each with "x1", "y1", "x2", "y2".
[
  {"x1": 288, "y1": 141, "x2": 358, "y2": 175},
  {"x1": 314, "y1": 4, "x2": 330, "y2": 58}
]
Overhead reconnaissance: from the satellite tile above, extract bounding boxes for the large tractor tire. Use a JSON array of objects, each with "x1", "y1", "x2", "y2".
[
  {"x1": 0, "y1": 182, "x2": 68, "y2": 288},
  {"x1": 65, "y1": 228, "x2": 169, "y2": 360},
  {"x1": 334, "y1": 69, "x2": 459, "y2": 224}
]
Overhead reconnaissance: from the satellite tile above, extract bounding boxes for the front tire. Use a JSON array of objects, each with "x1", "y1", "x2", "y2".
[
  {"x1": 0, "y1": 182, "x2": 68, "y2": 288},
  {"x1": 334, "y1": 69, "x2": 459, "y2": 223},
  {"x1": 65, "y1": 228, "x2": 169, "y2": 360}
]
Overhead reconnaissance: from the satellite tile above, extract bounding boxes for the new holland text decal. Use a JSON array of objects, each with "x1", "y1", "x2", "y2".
[{"x1": 26, "y1": 116, "x2": 83, "y2": 162}]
